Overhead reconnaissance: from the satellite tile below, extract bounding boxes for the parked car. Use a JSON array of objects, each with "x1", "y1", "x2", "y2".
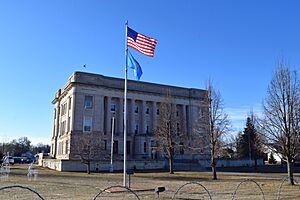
[
  {"x1": 13, "y1": 157, "x2": 28, "y2": 164},
  {"x1": 2, "y1": 156, "x2": 14, "y2": 165}
]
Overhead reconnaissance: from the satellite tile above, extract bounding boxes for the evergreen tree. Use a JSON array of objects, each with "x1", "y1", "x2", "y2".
[
  {"x1": 268, "y1": 153, "x2": 277, "y2": 164},
  {"x1": 236, "y1": 116, "x2": 264, "y2": 164}
]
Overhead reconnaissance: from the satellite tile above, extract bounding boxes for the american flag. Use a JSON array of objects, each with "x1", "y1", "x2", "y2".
[{"x1": 127, "y1": 27, "x2": 158, "y2": 57}]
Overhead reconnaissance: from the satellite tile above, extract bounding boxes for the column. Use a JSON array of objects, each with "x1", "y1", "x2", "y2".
[
  {"x1": 118, "y1": 98, "x2": 123, "y2": 134},
  {"x1": 53, "y1": 102, "x2": 60, "y2": 158},
  {"x1": 105, "y1": 96, "x2": 111, "y2": 134},
  {"x1": 69, "y1": 95, "x2": 75, "y2": 132},
  {"x1": 130, "y1": 99, "x2": 135, "y2": 134},
  {"x1": 152, "y1": 101, "x2": 157, "y2": 130},
  {"x1": 141, "y1": 101, "x2": 146, "y2": 134},
  {"x1": 55, "y1": 104, "x2": 61, "y2": 137},
  {"x1": 99, "y1": 96, "x2": 104, "y2": 132},
  {"x1": 172, "y1": 103, "x2": 176, "y2": 120},
  {"x1": 182, "y1": 105, "x2": 187, "y2": 135},
  {"x1": 66, "y1": 97, "x2": 70, "y2": 133}
]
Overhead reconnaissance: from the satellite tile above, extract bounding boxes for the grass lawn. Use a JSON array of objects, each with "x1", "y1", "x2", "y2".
[{"x1": 0, "y1": 164, "x2": 299, "y2": 199}]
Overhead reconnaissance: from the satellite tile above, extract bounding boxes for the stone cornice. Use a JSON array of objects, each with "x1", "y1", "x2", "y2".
[{"x1": 53, "y1": 71, "x2": 207, "y2": 103}]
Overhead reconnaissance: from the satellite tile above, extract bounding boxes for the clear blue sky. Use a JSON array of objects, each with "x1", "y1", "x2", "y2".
[{"x1": 1, "y1": 0, "x2": 300, "y2": 144}]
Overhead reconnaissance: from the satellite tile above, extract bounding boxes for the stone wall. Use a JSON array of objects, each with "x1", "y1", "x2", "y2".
[{"x1": 41, "y1": 159, "x2": 165, "y2": 172}]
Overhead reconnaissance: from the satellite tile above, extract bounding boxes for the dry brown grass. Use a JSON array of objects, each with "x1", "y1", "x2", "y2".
[{"x1": 0, "y1": 164, "x2": 299, "y2": 199}]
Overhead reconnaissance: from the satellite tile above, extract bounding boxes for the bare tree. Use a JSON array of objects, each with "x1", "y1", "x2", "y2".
[
  {"x1": 261, "y1": 62, "x2": 300, "y2": 185},
  {"x1": 154, "y1": 91, "x2": 186, "y2": 174},
  {"x1": 194, "y1": 80, "x2": 230, "y2": 180},
  {"x1": 71, "y1": 133, "x2": 104, "y2": 174}
]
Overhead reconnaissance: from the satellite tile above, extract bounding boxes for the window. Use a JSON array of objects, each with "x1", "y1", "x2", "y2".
[
  {"x1": 104, "y1": 140, "x2": 107, "y2": 150},
  {"x1": 111, "y1": 104, "x2": 116, "y2": 112},
  {"x1": 146, "y1": 108, "x2": 150, "y2": 114},
  {"x1": 180, "y1": 142, "x2": 184, "y2": 155},
  {"x1": 113, "y1": 140, "x2": 118, "y2": 154},
  {"x1": 61, "y1": 142, "x2": 65, "y2": 154},
  {"x1": 135, "y1": 125, "x2": 139, "y2": 134},
  {"x1": 176, "y1": 110, "x2": 179, "y2": 117},
  {"x1": 61, "y1": 103, "x2": 67, "y2": 116},
  {"x1": 127, "y1": 141, "x2": 131, "y2": 155},
  {"x1": 156, "y1": 109, "x2": 160, "y2": 115},
  {"x1": 177, "y1": 123, "x2": 180, "y2": 134},
  {"x1": 135, "y1": 106, "x2": 139, "y2": 113},
  {"x1": 58, "y1": 142, "x2": 61, "y2": 155},
  {"x1": 84, "y1": 96, "x2": 93, "y2": 109},
  {"x1": 60, "y1": 121, "x2": 66, "y2": 136},
  {"x1": 67, "y1": 117, "x2": 71, "y2": 132},
  {"x1": 65, "y1": 140, "x2": 69, "y2": 154},
  {"x1": 83, "y1": 117, "x2": 92, "y2": 132},
  {"x1": 144, "y1": 142, "x2": 147, "y2": 153},
  {"x1": 68, "y1": 97, "x2": 72, "y2": 110},
  {"x1": 146, "y1": 125, "x2": 149, "y2": 134}
]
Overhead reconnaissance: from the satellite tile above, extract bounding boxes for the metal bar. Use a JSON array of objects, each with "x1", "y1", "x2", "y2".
[{"x1": 123, "y1": 20, "x2": 128, "y2": 187}]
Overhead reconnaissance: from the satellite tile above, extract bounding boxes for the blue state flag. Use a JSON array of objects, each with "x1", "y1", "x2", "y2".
[{"x1": 128, "y1": 51, "x2": 143, "y2": 80}]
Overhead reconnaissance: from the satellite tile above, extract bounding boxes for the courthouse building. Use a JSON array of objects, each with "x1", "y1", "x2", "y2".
[{"x1": 46, "y1": 72, "x2": 208, "y2": 171}]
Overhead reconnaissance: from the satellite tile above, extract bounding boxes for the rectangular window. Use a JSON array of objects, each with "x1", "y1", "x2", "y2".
[
  {"x1": 127, "y1": 141, "x2": 131, "y2": 155},
  {"x1": 135, "y1": 106, "x2": 139, "y2": 113},
  {"x1": 58, "y1": 142, "x2": 60, "y2": 155},
  {"x1": 65, "y1": 140, "x2": 69, "y2": 154},
  {"x1": 69, "y1": 97, "x2": 72, "y2": 110},
  {"x1": 144, "y1": 142, "x2": 147, "y2": 153},
  {"x1": 146, "y1": 125, "x2": 149, "y2": 134},
  {"x1": 61, "y1": 103, "x2": 67, "y2": 116},
  {"x1": 84, "y1": 96, "x2": 93, "y2": 109},
  {"x1": 156, "y1": 109, "x2": 159, "y2": 115},
  {"x1": 60, "y1": 121, "x2": 66, "y2": 136},
  {"x1": 83, "y1": 117, "x2": 92, "y2": 132},
  {"x1": 146, "y1": 108, "x2": 150, "y2": 114},
  {"x1": 104, "y1": 140, "x2": 107, "y2": 150},
  {"x1": 113, "y1": 140, "x2": 118, "y2": 154},
  {"x1": 111, "y1": 104, "x2": 116, "y2": 112},
  {"x1": 177, "y1": 123, "x2": 180, "y2": 134},
  {"x1": 176, "y1": 110, "x2": 179, "y2": 117},
  {"x1": 135, "y1": 125, "x2": 138, "y2": 134},
  {"x1": 61, "y1": 142, "x2": 65, "y2": 154},
  {"x1": 67, "y1": 116, "x2": 71, "y2": 132},
  {"x1": 180, "y1": 142, "x2": 184, "y2": 155}
]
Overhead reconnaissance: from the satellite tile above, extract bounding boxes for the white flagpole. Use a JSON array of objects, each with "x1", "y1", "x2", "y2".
[{"x1": 123, "y1": 20, "x2": 128, "y2": 187}]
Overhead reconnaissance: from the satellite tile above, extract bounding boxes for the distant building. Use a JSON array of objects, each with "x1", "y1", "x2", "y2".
[{"x1": 46, "y1": 72, "x2": 208, "y2": 171}]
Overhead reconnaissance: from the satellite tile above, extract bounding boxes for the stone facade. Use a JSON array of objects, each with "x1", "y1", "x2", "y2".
[{"x1": 49, "y1": 71, "x2": 208, "y2": 171}]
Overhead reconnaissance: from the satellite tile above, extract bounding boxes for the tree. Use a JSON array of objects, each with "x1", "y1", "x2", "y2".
[
  {"x1": 72, "y1": 133, "x2": 104, "y2": 174},
  {"x1": 236, "y1": 115, "x2": 265, "y2": 166},
  {"x1": 31, "y1": 143, "x2": 50, "y2": 154},
  {"x1": 154, "y1": 91, "x2": 186, "y2": 174},
  {"x1": 261, "y1": 62, "x2": 300, "y2": 185},
  {"x1": 8, "y1": 137, "x2": 31, "y2": 156},
  {"x1": 268, "y1": 153, "x2": 277, "y2": 164},
  {"x1": 195, "y1": 81, "x2": 230, "y2": 180}
]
